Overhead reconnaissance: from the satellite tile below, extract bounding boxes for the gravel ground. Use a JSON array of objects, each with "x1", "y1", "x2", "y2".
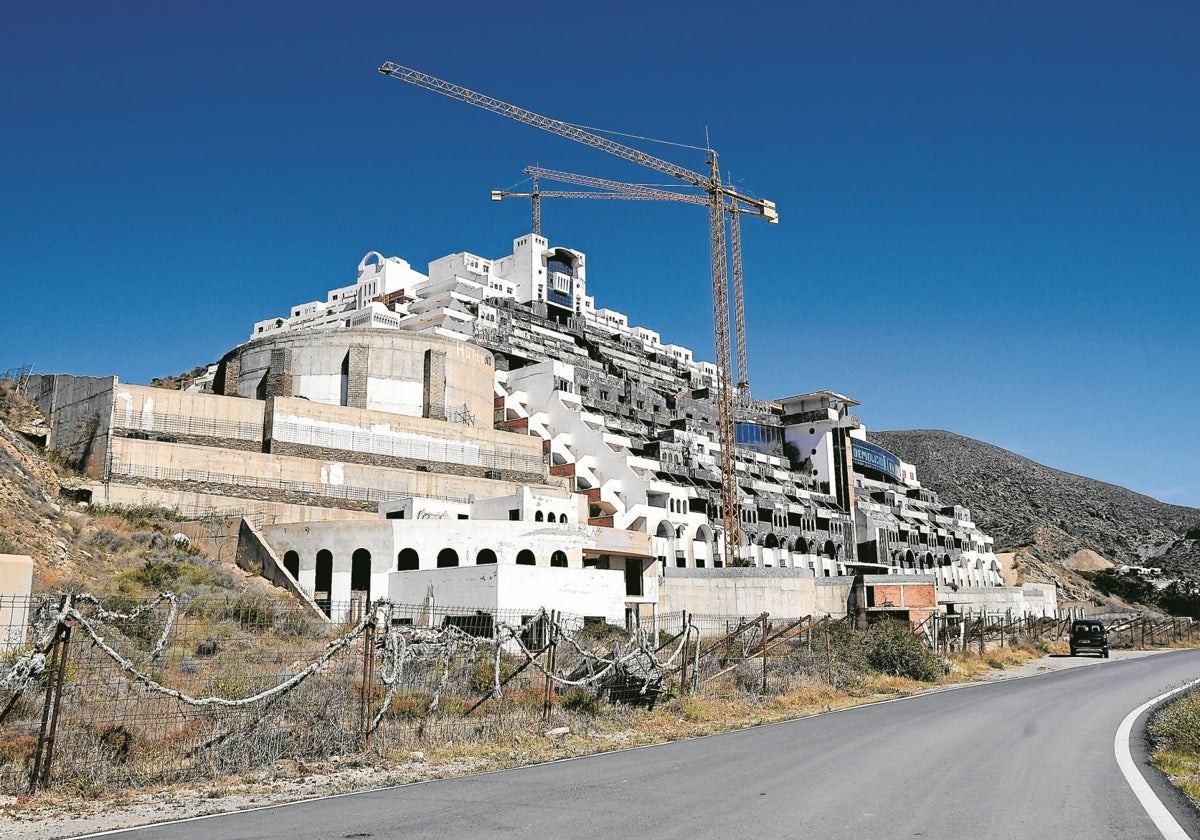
[{"x1": 0, "y1": 649, "x2": 1174, "y2": 840}]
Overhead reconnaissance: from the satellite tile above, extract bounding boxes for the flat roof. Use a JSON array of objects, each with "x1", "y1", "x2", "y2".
[{"x1": 776, "y1": 390, "x2": 861, "y2": 408}]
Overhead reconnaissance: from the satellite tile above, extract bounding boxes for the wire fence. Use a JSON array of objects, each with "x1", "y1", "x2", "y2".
[
  {"x1": 113, "y1": 410, "x2": 264, "y2": 442},
  {"x1": 2, "y1": 592, "x2": 1195, "y2": 794},
  {"x1": 270, "y1": 417, "x2": 544, "y2": 474},
  {"x1": 106, "y1": 462, "x2": 428, "y2": 506}
]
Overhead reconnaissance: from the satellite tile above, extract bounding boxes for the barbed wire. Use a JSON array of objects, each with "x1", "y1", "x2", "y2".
[
  {"x1": 73, "y1": 592, "x2": 179, "y2": 660},
  {"x1": 3, "y1": 594, "x2": 695, "y2": 725}
]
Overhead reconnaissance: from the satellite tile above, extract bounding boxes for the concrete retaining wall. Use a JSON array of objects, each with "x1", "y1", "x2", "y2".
[
  {"x1": 658, "y1": 567, "x2": 841, "y2": 618},
  {"x1": 26, "y1": 374, "x2": 116, "y2": 477}
]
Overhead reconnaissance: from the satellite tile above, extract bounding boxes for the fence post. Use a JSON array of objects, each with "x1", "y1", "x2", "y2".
[
  {"x1": 542, "y1": 611, "x2": 558, "y2": 721},
  {"x1": 678, "y1": 611, "x2": 689, "y2": 696},
  {"x1": 760, "y1": 613, "x2": 769, "y2": 695},
  {"x1": 29, "y1": 601, "x2": 73, "y2": 794},
  {"x1": 359, "y1": 614, "x2": 377, "y2": 750}
]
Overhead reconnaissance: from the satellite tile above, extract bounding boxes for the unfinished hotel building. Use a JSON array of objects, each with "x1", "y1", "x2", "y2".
[{"x1": 28, "y1": 233, "x2": 1055, "y2": 625}]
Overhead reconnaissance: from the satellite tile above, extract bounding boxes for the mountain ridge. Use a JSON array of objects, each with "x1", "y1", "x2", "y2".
[{"x1": 872, "y1": 429, "x2": 1200, "y2": 573}]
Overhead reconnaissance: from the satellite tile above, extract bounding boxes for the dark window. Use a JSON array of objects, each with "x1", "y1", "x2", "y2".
[
  {"x1": 397, "y1": 548, "x2": 419, "y2": 571},
  {"x1": 283, "y1": 550, "x2": 299, "y2": 580},
  {"x1": 351, "y1": 548, "x2": 372, "y2": 594},
  {"x1": 315, "y1": 549, "x2": 333, "y2": 617},
  {"x1": 476, "y1": 548, "x2": 498, "y2": 565},
  {"x1": 516, "y1": 549, "x2": 536, "y2": 566},
  {"x1": 437, "y1": 548, "x2": 460, "y2": 568},
  {"x1": 550, "y1": 550, "x2": 568, "y2": 568}
]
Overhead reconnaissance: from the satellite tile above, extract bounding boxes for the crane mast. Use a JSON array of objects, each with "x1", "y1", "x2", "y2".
[
  {"x1": 705, "y1": 155, "x2": 740, "y2": 564},
  {"x1": 379, "y1": 61, "x2": 779, "y2": 567}
]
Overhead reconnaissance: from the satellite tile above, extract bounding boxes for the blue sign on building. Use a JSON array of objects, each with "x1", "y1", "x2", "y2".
[{"x1": 851, "y1": 439, "x2": 901, "y2": 481}]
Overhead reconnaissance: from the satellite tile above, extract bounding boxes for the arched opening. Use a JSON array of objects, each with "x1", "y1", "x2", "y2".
[
  {"x1": 397, "y1": 548, "x2": 419, "y2": 571},
  {"x1": 904, "y1": 549, "x2": 915, "y2": 567},
  {"x1": 763, "y1": 533, "x2": 780, "y2": 549},
  {"x1": 516, "y1": 549, "x2": 536, "y2": 566},
  {"x1": 351, "y1": 548, "x2": 372, "y2": 604},
  {"x1": 823, "y1": 540, "x2": 836, "y2": 559},
  {"x1": 547, "y1": 512, "x2": 557, "y2": 523},
  {"x1": 437, "y1": 548, "x2": 460, "y2": 568},
  {"x1": 656, "y1": 521, "x2": 674, "y2": 538},
  {"x1": 550, "y1": 550, "x2": 568, "y2": 568},
  {"x1": 794, "y1": 537, "x2": 809, "y2": 554},
  {"x1": 535, "y1": 511, "x2": 544, "y2": 522},
  {"x1": 283, "y1": 550, "x2": 300, "y2": 580},
  {"x1": 315, "y1": 549, "x2": 333, "y2": 617},
  {"x1": 476, "y1": 548, "x2": 498, "y2": 565},
  {"x1": 925, "y1": 552, "x2": 935, "y2": 568}
]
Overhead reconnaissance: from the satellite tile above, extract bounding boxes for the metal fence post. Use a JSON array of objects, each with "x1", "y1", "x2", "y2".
[
  {"x1": 760, "y1": 613, "x2": 769, "y2": 695},
  {"x1": 29, "y1": 603, "x2": 73, "y2": 793},
  {"x1": 542, "y1": 610, "x2": 558, "y2": 721},
  {"x1": 678, "y1": 611, "x2": 689, "y2": 696},
  {"x1": 360, "y1": 615, "x2": 377, "y2": 750}
]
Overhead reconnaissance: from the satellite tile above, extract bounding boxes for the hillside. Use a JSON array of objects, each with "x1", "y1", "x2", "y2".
[
  {"x1": 0, "y1": 379, "x2": 268, "y2": 597},
  {"x1": 873, "y1": 430, "x2": 1200, "y2": 573}
]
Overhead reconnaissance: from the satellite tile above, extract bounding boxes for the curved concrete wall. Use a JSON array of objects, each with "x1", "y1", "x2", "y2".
[{"x1": 227, "y1": 329, "x2": 495, "y2": 423}]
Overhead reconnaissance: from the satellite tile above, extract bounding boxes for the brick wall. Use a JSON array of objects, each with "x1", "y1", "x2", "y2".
[
  {"x1": 423, "y1": 349, "x2": 447, "y2": 421},
  {"x1": 347, "y1": 346, "x2": 368, "y2": 409}
]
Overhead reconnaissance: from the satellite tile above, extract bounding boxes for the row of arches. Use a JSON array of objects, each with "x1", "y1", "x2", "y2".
[
  {"x1": 532, "y1": 511, "x2": 567, "y2": 523},
  {"x1": 398, "y1": 547, "x2": 569, "y2": 568},
  {"x1": 282, "y1": 547, "x2": 572, "y2": 581},
  {"x1": 896, "y1": 550, "x2": 954, "y2": 570},
  {"x1": 752, "y1": 535, "x2": 840, "y2": 558},
  {"x1": 653, "y1": 521, "x2": 714, "y2": 542}
]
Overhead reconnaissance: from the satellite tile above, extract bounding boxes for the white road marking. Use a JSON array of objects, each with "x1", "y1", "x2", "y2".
[{"x1": 1114, "y1": 676, "x2": 1200, "y2": 840}]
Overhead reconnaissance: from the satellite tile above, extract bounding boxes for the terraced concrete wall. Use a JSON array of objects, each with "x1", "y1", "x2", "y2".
[
  {"x1": 25, "y1": 374, "x2": 116, "y2": 477},
  {"x1": 105, "y1": 438, "x2": 534, "y2": 510}
]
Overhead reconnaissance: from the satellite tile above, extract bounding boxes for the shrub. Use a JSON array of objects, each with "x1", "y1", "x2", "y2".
[
  {"x1": 809, "y1": 620, "x2": 870, "y2": 690},
  {"x1": 573, "y1": 620, "x2": 627, "y2": 647},
  {"x1": 559, "y1": 686, "x2": 600, "y2": 715},
  {"x1": 387, "y1": 691, "x2": 435, "y2": 719},
  {"x1": 91, "y1": 529, "x2": 131, "y2": 553},
  {"x1": 273, "y1": 610, "x2": 325, "y2": 639},
  {"x1": 467, "y1": 654, "x2": 517, "y2": 694},
  {"x1": 864, "y1": 619, "x2": 946, "y2": 682},
  {"x1": 1152, "y1": 689, "x2": 1200, "y2": 754},
  {"x1": 188, "y1": 595, "x2": 276, "y2": 630}
]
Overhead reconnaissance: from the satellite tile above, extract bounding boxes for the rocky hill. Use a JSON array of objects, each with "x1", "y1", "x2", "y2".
[
  {"x1": 872, "y1": 430, "x2": 1200, "y2": 573},
  {"x1": 0, "y1": 380, "x2": 263, "y2": 597}
]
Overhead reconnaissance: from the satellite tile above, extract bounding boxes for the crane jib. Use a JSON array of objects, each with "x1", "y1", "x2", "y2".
[{"x1": 378, "y1": 60, "x2": 776, "y2": 222}]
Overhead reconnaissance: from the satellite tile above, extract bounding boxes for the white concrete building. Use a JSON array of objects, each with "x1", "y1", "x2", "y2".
[{"x1": 33, "y1": 230, "x2": 1040, "y2": 627}]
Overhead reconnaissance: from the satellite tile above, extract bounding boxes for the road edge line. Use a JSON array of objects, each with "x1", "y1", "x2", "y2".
[{"x1": 1114, "y1": 675, "x2": 1200, "y2": 840}]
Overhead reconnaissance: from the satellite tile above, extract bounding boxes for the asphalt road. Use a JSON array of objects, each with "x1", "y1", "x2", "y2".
[{"x1": 88, "y1": 649, "x2": 1200, "y2": 840}]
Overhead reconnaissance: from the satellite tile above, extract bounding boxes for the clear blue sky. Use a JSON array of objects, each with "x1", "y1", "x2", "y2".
[{"x1": 1, "y1": 2, "x2": 1196, "y2": 507}]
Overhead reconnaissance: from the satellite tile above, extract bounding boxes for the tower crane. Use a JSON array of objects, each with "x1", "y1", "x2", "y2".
[{"x1": 379, "y1": 61, "x2": 779, "y2": 568}]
